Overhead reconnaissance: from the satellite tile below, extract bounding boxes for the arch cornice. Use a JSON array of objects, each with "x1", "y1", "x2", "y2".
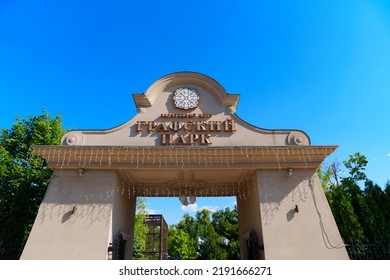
[{"x1": 132, "y1": 72, "x2": 240, "y2": 109}]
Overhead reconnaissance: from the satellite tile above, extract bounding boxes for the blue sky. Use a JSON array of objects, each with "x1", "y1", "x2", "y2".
[{"x1": 1, "y1": 0, "x2": 390, "y2": 225}]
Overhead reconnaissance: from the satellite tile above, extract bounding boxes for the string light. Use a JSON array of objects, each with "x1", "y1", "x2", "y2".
[{"x1": 30, "y1": 145, "x2": 335, "y2": 201}]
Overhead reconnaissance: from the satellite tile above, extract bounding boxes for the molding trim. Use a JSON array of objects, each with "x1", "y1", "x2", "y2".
[{"x1": 132, "y1": 72, "x2": 240, "y2": 109}]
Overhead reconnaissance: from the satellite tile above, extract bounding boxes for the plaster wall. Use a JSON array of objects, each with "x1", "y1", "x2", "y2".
[
  {"x1": 21, "y1": 170, "x2": 119, "y2": 260},
  {"x1": 257, "y1": 170, "x2": 349, "y2": 259},
  {"x1": 110, "y1": 184, "x2": 136, "y2": 259},
  {"x1": 237, "y1": 179, "x2": 264, "y2": 259}
]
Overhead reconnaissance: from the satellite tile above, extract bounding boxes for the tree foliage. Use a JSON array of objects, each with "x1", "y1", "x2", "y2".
[
  {"x1": 168, "y1": 207, "x2": 239, "y2": 260},
  {"x1": 0, "y1": 111, "x2": 65, "y2": 259},
  {"x1": 168, "y1": 226, "x2": 197, "y2": 260},
  {"x1": 320, "y1": 152, "x2": 390, "y2": 259},
  {"x1": 132, "y1": 197, "x2": 148, "y2": 260},
  {"x1": 211, "y1": 207, "x2": 240, "y2": 259}
]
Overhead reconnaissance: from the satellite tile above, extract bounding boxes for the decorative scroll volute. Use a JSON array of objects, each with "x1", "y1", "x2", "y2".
[
  {"x1": 287, "y1": 131, "x2": 310, "y2": 146},
  {"x1": 62, "y1": 131, "x2": 85, "y2": 146}
]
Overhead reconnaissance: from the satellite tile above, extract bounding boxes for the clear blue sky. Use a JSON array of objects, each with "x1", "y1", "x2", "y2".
[{"x1": 1, "y1": 0, "x2": 390, "y2": 225}]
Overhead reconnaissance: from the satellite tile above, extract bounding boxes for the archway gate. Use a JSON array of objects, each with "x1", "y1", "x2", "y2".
[{"x1": 21, "y1": 72, "x2": 349, "y2": 259}]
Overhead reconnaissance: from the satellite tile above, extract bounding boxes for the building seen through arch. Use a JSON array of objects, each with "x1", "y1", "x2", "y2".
[{"x1": 21, "y1": 72, "x2": 349, "y2": 260}]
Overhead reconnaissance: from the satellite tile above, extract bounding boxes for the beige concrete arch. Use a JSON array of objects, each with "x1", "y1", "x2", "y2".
[{"x1": 21, "y1": 72, "x2": 349, "y2": 260}]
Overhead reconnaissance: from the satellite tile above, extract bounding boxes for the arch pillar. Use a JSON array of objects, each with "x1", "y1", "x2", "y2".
[
  {"x1": 237, "y1": 177, "x2": 264, "y2": 260},
  {"x1": 256, "y1": 170, "x2": 349, "y2": 259},
  {"x1": 21, "y1": 170, "x2": 136, "y2": 260}
]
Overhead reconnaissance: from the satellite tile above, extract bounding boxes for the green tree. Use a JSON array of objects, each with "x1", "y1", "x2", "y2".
[
  {"x1": 194, "y1": 209, "x2": 226, "y2": 260},
  {"x1": 320, "y1": 152, "x2": 390, "y2": 259},
  {"x1": 171, "y1": 207, "x2": 239, "y2": 260},
  {"x1": 385, "y1": 181, "x2": 390, "y2": 197},
  {"x1": 132, "y1": 197, "x2": 148, "y2": 259},
  {"x1": 211, "y1": 207, "x2": 240, "y2": 259},
  {"x1": 168, "y1": 225, "x2": 197, "y2": 259},
  {"x1": 341, "y1": 153, "x2": 374, "y2": 244},
  {"x1": 363, "y1": 180, "x2": 390, "y2": 243},
  {"x1": 174, "y1": 213, "x2": 199, "y2": 259},
  {"x1": 0, "y1": 111, "x2": 65, "y2": 259},
  {"x1": 198, "y1": 223, "x2": 228, "y2": 260},
  {"x1": 319, "y1": 159, "x2": 365, "y2": 244}
]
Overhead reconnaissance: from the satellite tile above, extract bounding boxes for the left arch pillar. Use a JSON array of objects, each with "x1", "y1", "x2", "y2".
[{"x1": 21, "y1": 170, "x2": 135, "y2": 260}]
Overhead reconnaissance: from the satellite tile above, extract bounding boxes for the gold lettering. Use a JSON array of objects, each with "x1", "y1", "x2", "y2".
[
  {"x1": 136, "y1": 121, "x2": 146, "y2": 133},
  {"x1": 231, "y1": 120, "x2": 236, "y2": 132},
  {"x1": 209, "y1": 121, "x2": 222, "y2": 132},
  {"x1": 175, "y1": 135, "x2": 187, "y2": 145},
  {"x1": 136, "y1": 116, "x2": 236, "y2": 146},
  {"x1": 200, "y1": 134, "x2": 212, "y2": 145},
  {"x1": 195, "y1": 121, "x2": 207, "y2": 132},
  {"x1": 161, "y1": 134, "x2": 173, "y2": 145},
  {"x1": 156, "y1": 123, "x2": 169, "y2": 132},
  {"x1": 224, "y1": 119, "x2": 237, "y2": 132},
  {"x1": 184, "y1": 121, "x2": 193, "y2": 132},
  {"x1": 189, "y1": 134, "x2": 199, "y2": 145},
  {"x1": 147, "y1": 121, "x2": 157, "y2": 132},
  {"x1": 169, "y1": 121, "x2": 182, "y2": 132}
]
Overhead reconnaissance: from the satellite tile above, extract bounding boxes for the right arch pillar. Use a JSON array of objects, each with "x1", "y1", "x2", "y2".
[{"x1": 238, "y1": 169, "x2": 349, "y2": 260}]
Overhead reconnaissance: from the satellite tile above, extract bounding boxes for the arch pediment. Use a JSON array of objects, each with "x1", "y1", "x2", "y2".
[
  {"x1": 133, "y1": 72, "x2": 239, "y2": 109},
  {"x1": 61, "y1": 72, "x2": 310, "y2": 147}
]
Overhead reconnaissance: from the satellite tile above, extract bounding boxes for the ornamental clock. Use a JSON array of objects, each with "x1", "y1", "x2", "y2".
[{"x1": 173, "y1": 87, "x2": 199, "y2": 110}]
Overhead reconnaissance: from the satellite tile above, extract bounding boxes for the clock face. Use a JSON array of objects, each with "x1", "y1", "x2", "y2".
[{"x1": 173, "y1": 87, "x2": 199, "y2": 110}]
